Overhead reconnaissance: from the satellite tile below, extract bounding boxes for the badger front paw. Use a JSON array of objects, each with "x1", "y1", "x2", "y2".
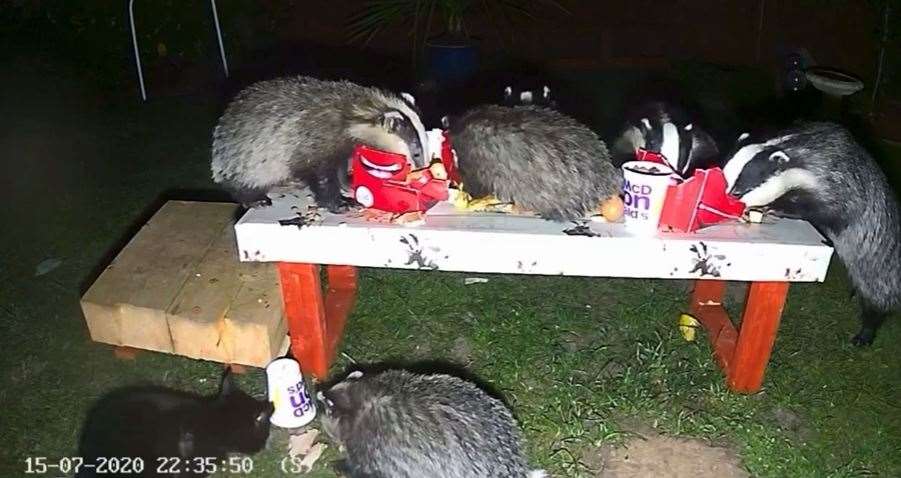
[
  {"x1": 322, "y1": 196, "x2": 360, "y2": 214},
  {"x1": 233, "y1": 190, "x2": 272, "y2": 209},
  {"x1": 851, "y1": 328, "x2": 875, "y2": 347},
  {"x1": 242, "y1": 197, "x2": 272, "y2": 209}
]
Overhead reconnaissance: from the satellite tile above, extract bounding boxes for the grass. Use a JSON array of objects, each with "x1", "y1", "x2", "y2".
[{"x1": 0, "y1": 53, "x2": 899, "y2": 477}]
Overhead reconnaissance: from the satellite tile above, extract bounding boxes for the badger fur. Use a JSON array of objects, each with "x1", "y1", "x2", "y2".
[
  {"x1": 611, "y1": 101, "x2": 720, "y2": 176},
  {"x1": 211, "y1": 76, "x2": 428, "y2": 210},
  {"x1": 447, "y1": 104, "x2": 622, "y2": 221},
  {"x1": 316, "y1": 369, "x2": 547, "y2": 478},
  {"x1": 723, "y1": 121, "x2": 901, "y2": 345}
]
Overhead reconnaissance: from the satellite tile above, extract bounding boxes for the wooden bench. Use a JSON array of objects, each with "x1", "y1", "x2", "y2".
[
  {"x1": 81, "y1": 201, "x2": 288, "y2": 368},
  {"x1": 235, "y1": 192, "x2": 834, "y2": 394}
]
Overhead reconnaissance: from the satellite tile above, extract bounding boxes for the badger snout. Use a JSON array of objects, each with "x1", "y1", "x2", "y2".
[{"x1": 728, "y1": 183, "x2": 751, "y2": 198}]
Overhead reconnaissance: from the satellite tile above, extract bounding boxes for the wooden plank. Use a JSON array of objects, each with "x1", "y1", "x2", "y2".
[
  {"x1": 323, "y1": 265, "x2": 358, "y2": 363},
  {"x1": 81, "y1": 201, "x2": 238, "y2": 353},
  {"x1": 278, "y1": 263, "x2": 329, "y2": 378},
  {"x1": 235, "y1": 191, "x2": 834, "y2": 282},
  {"x1": 224, "y1": 262, "x2": 287, "y2": 367},
  {"x1": 728, "y1": 281, "x2": 790, "y2": 393},
  {"x1": 167, "y1": 221, "x2": 245, "y2": 364},
  {"x1": 689, "y1": 280, "x2": 738, "y2": 372}
]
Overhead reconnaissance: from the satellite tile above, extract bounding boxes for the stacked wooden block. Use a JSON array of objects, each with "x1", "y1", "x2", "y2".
[{"x1": 81, "y1": 201, "x2": 288, "y2": 368}]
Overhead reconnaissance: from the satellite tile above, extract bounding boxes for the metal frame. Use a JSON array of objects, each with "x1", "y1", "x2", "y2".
[{"x1": 128, "y1": 0, "x2": 229, "y2": 101}]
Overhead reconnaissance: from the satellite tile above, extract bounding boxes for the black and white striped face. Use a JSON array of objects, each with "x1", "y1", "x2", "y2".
[
  {"x1": 351, "y1": 93, "x2": 428, "y2": 168},
  {"x1": 722, "y1": 132, "x2": 818, "y2": 207},
  {"x1": 381, "y1": 109, "x2": 426, "y2": 166},
  {"x1": 617, "y1": 115, "x2": 718, "y2": 176}
]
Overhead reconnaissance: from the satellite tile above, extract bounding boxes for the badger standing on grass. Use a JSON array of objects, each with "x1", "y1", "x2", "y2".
[
  {"x1": 317, "y1": 369, "x2": 547, "y2": 478},
  {"x1": 446, "y1": 104, "x2": 623, "y2": 221},
  {"x1": 611, "y1": 101, "x2": 721, "y2": 175},
  {"x1": 723, "y1": 121, "x2": 901, "y2": 345},
  {"x1": 211, "y1": 76, "x2": 428, "y2": 211}
]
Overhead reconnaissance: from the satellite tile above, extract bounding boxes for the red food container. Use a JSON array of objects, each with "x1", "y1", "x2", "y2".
[
  {"x1": 440, "y1": 130, "x2": 462, "y2": 185},
  {"x1": 350, "y1": 145, "x2": 449, "y2": 214},
  {"x1": 657, "y1": 167, "x2": 746, "y2": 233},
  {"x1": 635, "y1": 148, "x2": 670, "y2": 168}
]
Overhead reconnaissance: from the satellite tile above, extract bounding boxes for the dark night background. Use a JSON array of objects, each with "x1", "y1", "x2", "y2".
[{"x1": 1, "y1": 1, "x2": 900, "y2": 477}]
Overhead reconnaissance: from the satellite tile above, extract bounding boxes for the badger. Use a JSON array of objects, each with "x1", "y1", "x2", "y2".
[
  {"x1": 446, "y1": 104, "x2": 623, "y2": 221},
  {"x1": 722, "y1": 121, "x2": 901, "y2": 345},
  {"x1": 503, "y1": 83, "x2": 556, "y2": 109},
  {"x1": 316, "y1": 369, "x2": 547, "y2": 478},
  {"x1": 211, "y1": 76, "x2": 428, "y2": 210},
  {"x1": 611, "y1": 101, "x2": 720, "y2": 176}
]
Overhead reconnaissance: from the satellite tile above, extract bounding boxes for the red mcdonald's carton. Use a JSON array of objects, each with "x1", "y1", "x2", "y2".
[
  {"x1": 350, "y1": 145, "x2": 449, "y2": 214},
  {"x1": 657, "y1": 167, "x2": 746, "y2": 233},
  {"x1": 440, "y1": 130, "x2": 462, "y2": 185}
]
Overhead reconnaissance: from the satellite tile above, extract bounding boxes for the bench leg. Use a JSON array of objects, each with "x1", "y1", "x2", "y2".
[
  {"x1": 113, "y1": 346, "x2": 140, "y2": 360},
  {"x1": 689, "y1": 280, "x2": 789, "y2": 393},
  {"x1": 277, "y1": 263, "x2": 358, "y2": 381}
]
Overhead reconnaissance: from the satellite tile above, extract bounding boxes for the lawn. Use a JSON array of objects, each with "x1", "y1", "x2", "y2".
[{"x1": 0, "y1": 53, "x2": 899, "y2": 478}]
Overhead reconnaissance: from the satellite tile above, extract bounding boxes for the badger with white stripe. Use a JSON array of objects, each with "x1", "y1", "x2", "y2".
[
  {"x1": 723, "y1": 121, "x2": 901, "y2": 345},
  {"x1": 612, "y1": 101, "x2": 720, "y2": 176},
  {"x1": 211, "y1": 76, "x2": 428, "y2": 211}
]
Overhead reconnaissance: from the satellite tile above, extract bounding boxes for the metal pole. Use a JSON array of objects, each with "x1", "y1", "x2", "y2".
[
  {"x1": 128, "y1": 0, "x2": 147, "y2": 101},
  {"x1": 755, "y1": 0, "x2": 766, "y2": 63},
  {"x1": 211, "y1": 0, "x2": 229, "y2": 77},
  {"x1": 872, "y1": 1, "x2": 890, "y2": 111}
]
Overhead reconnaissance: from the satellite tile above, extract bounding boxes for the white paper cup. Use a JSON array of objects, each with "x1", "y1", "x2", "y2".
[
  {"x1": 266, "y1": 357, "x2": 317, "y2": 428},
  {"x1": 621, "y1": 161, "x2": 679, "y2": 235}
]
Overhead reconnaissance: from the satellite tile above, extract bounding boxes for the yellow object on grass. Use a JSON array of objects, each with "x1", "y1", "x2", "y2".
[{"x1": 678, "y1": 313, "x2": 701, "y2": 342}]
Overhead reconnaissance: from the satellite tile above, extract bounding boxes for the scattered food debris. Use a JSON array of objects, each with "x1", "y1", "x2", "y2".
[
  {"x1": 297, "y1": 443, "x2": 327, "y2": 473},
  {"x1": 288, "y1": 429, "x2": 320, "y2": 458},
  {"x1": 394, "y1": 211, "x2": 425, "y2": 226},
  {"x1": 464, "y1": 277, "x2": 489, "y2": 285}
]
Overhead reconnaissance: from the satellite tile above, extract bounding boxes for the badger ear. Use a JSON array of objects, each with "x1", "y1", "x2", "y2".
[
  {"x1": 738, "y1": 132, "x2": 750, "y2": 142},
  {"x1": 346, "y1": 370, "x2": 364, "y2": 380},
  {"x1": 639, "y1": 118, "x2": 652, "y2": 132},
  {"x1": 400, "y1": 92, "x2": 415, "y2": 106},
  {"x1": 319, "y1": 385, "x2": 355, "y2": 413},
  {"x1": 441, "y1": 115, "x2": 451, "y2": 130},
  {"x1": 504, "y1": 86, "x2": 513, "y2": 98},
  {"x1": 769, "y1": 151, "x2": 790, "y2": 164},
  {"x1": 542, "y1": 85, "x2": 551, "y2": 99},
  {"x1": 690, "y1": 128, "x2": 719, "y2": 160},
  {"x1": 381, "y1": 111, "x2": 405, "y2": 132}
]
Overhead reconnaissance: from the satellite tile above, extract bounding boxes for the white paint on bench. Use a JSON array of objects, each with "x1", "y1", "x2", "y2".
[{"x1": 234, "y1": 191, "x2": 834, "y2": 282}]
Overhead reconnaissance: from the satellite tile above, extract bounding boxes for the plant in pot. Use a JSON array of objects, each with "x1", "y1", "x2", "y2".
[{"x1": 347, "y1": 0, "x2": 568, "y2": 87}]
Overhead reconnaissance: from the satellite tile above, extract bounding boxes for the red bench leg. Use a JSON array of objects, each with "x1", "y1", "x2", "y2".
[
  {"x1": 689, "y1": 280, "x2": 789, "y2": 393},
  {"x1": 277, "y1": 263, "x2": 358, "y2": 380}
]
